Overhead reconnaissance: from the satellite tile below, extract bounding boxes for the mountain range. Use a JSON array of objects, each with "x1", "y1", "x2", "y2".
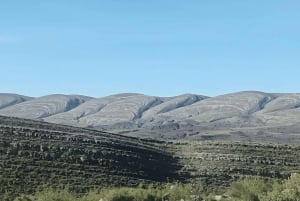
[{"x1": 1, "y1": 91, "x2": 300, "y2": 142}]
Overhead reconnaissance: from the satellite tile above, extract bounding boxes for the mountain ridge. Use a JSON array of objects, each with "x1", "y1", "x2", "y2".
[{"x1": 1, "y1": 91, "x2": 300, "y2": 141}]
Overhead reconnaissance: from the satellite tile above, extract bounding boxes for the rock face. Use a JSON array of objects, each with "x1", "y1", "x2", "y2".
[{"x1": 1, "y1": 91, "x2": 300, "y2": 141}]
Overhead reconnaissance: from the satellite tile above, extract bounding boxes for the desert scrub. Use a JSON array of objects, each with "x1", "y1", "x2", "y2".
[
  {"x1": 11, "y1": 183, "x2": 205, "y2": 201},
  {"x1": 13, "y1": 188, "x2": 76, "y2": 201},
  {"x1": 229, "y1": 177, "x2": 275, "y2": 201},
  {"x1": 10, "y1": 174, "x2": 300, "y2": 201},
  {"x1": 229, "y1": 173, "x2": 300, "y2": 201},
  {"x1": 97, "y1": 182, "x2": 202, "y2": 201},
  {"x1": 259, "y1": 173, "x2": 300, "y2": 201}
]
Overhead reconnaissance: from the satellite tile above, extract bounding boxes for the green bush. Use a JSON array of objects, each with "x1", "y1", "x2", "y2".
[
  {"x1": 10, "y1": 174, "x2": 300, "y2": 201},
  {"x1": 96, "y1": 182, "x2": 201, "y2": 201},
  {"x1": 13, "y1": 188, "x2": 77, "y2": 201},
  {"x1": 229, "y1": 177, "x2": 273, "y2": 201},
  {"x1": 12, "y1": 183, "x2": 203, "y2": 201},
  {"x1": 229, "y1": 173, "x2": 300, "y2": 201},
  {"x1": 260, "y1": 173, "x2": 300, "y2": 201}
]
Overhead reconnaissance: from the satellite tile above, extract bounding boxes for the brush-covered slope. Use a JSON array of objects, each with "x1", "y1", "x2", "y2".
[
  {"x1": 2, "y1": 116, "x2": 300, "y2": 196},
  {"x1": 0, "y1": 116, "x2": 180, "y2": 196},
  {"x1": 171, "y1": 141, "x2": 300, "y2": 190}
]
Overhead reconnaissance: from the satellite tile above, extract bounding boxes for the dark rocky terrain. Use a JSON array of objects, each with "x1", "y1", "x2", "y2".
[
  {"x1": 171, "y1": 141, "x2": 300, "y2": 191},
  {"x1": 0, "y1": 116, "x2": 180, "y2": 197},
  {"x1": 2, "y1": 116, "x2": 300, "y2": 197},
  {"x1": 1, "y1": 91, "x2": 300, "y2": 142}
]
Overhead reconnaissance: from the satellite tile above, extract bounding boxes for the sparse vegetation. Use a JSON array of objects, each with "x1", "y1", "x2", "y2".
[
  {"x1": 171, "y1": 141, "x2": 300, "y2": 190},
  {"x1": 2, "y1": 183, "x2": 201, "y2": 201},
  {"x1": 3, "y1": 174, "x2": 300, "y2": 201},
  {"x1": 0, "y1": 116, "x2": 180, "y2": 197},
  {"x1": 2, "y1": 116, "x2": 300, "y2": 201}
]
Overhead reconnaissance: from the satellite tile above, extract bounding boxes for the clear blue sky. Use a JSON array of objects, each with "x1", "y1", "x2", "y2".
[{"x1": 0, "y1": 1, "x2": 299, "y2": 98}]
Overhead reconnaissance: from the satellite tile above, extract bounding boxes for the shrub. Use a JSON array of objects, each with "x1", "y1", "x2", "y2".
[
  {"x1": 261, "y1": 173, "x2": 300, "y2": 201},
  {"x1": 229, "y1": 177, "x2": 273, "y2": 201},
  {"x1": 11, "y1": 174, "x2": 300, "y2": 201},
  {"x1": 12, "y1": 183, "x2": 203, "y2": 201},
  {"x1": 12, "y1": 188, "x2": 78, "y2": 201}
]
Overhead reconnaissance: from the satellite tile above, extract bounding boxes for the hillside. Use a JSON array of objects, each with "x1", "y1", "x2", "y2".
[
  {"x1": 0, "y1": 116, "x2": 179, "y2": 197},
  {"x1": 2, "y1": 116, "x2": 300, "y2": 196},
  {"x1": 0, "y1": 94, "x2": 32, "y2": 109},
  {"x1": 170, "y1": 141, "x2": 300, "y2": 192},
  {"x1": 1, "y1": 92, "x2": 300, "y2": 141}
]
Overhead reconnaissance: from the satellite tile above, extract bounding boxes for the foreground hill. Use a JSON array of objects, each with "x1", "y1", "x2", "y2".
[
  {"x1": 2, "y1": 116, "x2": 300, "y2": 197},
  {"x1": 1, "y1": 92, "x2": 300, "y2": 141},
  {"x1": 0, "y1": 116, "x2": 179, "y2": 196}
]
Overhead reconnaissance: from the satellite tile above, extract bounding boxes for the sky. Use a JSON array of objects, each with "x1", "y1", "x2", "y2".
[{"x1": 0, "y1": 1, "x2": 300, "y2": 98}]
